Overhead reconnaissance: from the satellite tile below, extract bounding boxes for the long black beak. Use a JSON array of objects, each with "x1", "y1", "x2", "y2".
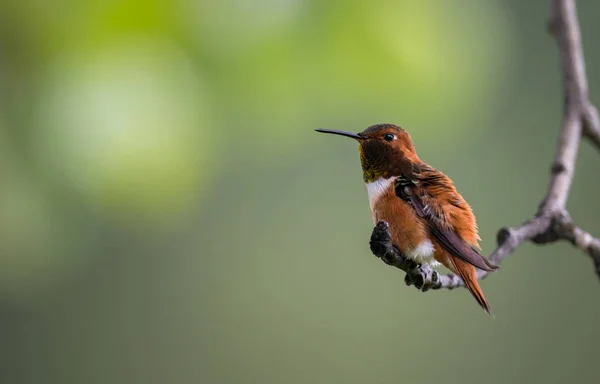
[{"x1": 315, "y1": 129, "x2": 365, "y2": 140}]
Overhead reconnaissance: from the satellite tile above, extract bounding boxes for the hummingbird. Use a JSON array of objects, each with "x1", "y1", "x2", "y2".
[{"x1": 316, "y1": 123, "x2": 497, "y2": 314}]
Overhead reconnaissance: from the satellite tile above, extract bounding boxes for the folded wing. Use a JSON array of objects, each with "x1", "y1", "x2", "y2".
[{"x1": 395, "y1": 166, "x2": 498, "y2": 272}]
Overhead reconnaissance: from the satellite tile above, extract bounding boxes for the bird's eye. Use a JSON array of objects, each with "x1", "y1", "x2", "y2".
[{"x1": 383, "y1": 133, "x2": 395, "y2": 142}]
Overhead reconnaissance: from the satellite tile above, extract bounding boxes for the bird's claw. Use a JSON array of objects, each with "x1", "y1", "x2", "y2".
[
  {"x1": 405, "y1": 265, "x2": 440, "y2": 292},
  {"x1": 370, "y1": 220, "x2": 440, "y2": 291}
]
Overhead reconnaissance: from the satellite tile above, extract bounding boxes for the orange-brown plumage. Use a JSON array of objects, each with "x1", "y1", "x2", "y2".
[{"x1": 316, "y1": 123, "x2": 497, "y2": 315}]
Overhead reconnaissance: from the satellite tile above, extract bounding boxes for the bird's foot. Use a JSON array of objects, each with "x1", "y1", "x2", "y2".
[
  {"x1": 405, "y1": 264, "x2": 440, "y2": 292},
  {"x1": 370, "y1": 220, "x2": 440, "y2": 291}
]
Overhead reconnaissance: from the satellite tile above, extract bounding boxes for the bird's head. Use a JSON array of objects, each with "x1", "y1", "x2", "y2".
[{"x1": 316, "y1": 123, "x2": 419, "y2": 182}]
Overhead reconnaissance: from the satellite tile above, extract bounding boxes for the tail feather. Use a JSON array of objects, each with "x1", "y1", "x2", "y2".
[{"x1": 448, "y1": 257, "x2": 493, "y2": 316}]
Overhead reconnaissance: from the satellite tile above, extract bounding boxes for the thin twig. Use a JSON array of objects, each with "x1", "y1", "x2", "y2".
[
  {"x1": 370, "y1": 0, "x2": 600, "y2": 290},
  {"x1": 582, "y1": 105, "x2": 600, "y2": 149}
]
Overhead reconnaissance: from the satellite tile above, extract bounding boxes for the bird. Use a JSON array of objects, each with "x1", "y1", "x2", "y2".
[{"x1": 316, "y1": 123, "x2": 498, "y2": 314}]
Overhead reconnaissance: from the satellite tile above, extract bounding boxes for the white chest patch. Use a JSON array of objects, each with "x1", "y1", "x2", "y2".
[
  {"x1": 365, "y1": 177, "x2": 395, "y2": 211},
  {"x1": 406, "y1": 240, "x2": 436, "y2": 264}
]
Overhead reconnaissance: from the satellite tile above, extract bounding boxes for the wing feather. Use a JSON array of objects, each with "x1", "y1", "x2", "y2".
[{"x1": 396, "y1": 167, "x2": 498, "y2": 272}]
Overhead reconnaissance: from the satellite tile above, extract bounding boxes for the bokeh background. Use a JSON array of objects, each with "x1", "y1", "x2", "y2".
[{"x1": 0, "y1": 0, "x2": 599, "y2": 383}]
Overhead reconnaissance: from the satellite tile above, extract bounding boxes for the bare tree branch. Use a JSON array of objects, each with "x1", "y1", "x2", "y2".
[
  {"x1": 369, "y1": 0, "x2": 600, "y2": 291},
  {"x1": 583, "y1": 105, "x2": 600, "y2": 149}
]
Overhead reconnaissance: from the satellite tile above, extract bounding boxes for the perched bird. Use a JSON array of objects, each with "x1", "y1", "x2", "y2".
[{"x1": 316, "y1": 123, "x2": 497, "y2": 314}]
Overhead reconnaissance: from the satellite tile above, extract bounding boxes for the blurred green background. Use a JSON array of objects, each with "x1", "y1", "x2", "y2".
[{"x1": 0, "y1": 0, "x2": 599, "y2": 383}]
